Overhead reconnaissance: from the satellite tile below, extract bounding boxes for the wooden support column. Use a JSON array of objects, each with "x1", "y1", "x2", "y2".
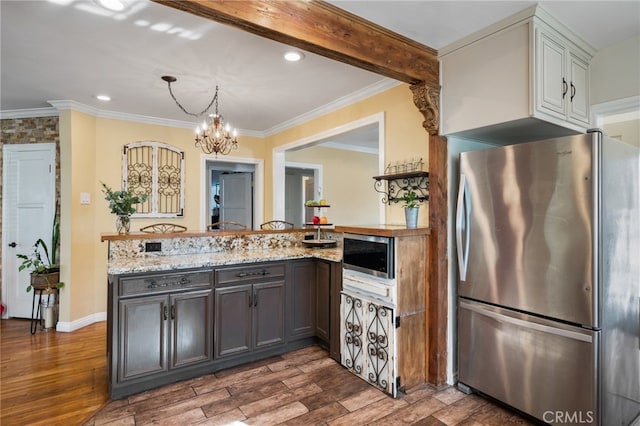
[
  {"x1": 411, "y1": 82, "x2": 448, "y2": 387},
  {"x1": 154, "y1": 0, "x2": 448, "y2": 388}
]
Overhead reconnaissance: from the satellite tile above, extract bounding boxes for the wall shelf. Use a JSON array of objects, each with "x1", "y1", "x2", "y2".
[{"x1": 373, "y1": 171, "x2": 429, "y2": 205}]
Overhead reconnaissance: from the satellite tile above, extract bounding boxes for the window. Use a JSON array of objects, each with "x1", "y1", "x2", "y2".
[{"x1": 123, "y1": 141, "x2": 184, "y2": 217}]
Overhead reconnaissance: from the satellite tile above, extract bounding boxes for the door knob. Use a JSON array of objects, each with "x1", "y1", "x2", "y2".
[{"x1": 8, "y1": 242, "x2": 16, "y2": 248}]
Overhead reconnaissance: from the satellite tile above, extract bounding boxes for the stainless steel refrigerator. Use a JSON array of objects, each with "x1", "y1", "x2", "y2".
[{"x1": 455, "y1": 130, "x2": 640, "y2": 425}]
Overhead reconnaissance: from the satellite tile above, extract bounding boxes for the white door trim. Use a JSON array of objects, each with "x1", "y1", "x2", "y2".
[
  {"x1": 200, "y1": 154, "x2": 264, "y2": 231},
  {"x1": 272, "y1": 112, "x2": 386, "y2": 221}
]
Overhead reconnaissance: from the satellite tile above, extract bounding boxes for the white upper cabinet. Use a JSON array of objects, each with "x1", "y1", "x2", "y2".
[
  {"x1": 440, "y1": 5, "x2": 595, "y2": 143},
  {"x1": 535, "y1": 21, "x2": 591, "y2": 126}
]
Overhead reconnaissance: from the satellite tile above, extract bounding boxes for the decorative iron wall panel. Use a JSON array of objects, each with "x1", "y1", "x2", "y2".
[{"x1": 123, "y1": 141, "x2": 184, "y2": 217}]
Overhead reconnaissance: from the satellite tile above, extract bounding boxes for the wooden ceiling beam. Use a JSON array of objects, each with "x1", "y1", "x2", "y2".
[{"x1": 152, "y1": 0, "x2": 439, "y2": 87}]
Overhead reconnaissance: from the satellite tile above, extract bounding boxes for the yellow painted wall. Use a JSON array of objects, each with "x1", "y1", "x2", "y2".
[
  {"x1": 61, "y1": 114, "x2": 265, "y2": 323},
  {"x1": 267, "y1": 83, "x2": 429, "y2": 225},
  {"x1": 285, "y1": 146, "x2": 380, "y2": 225},
  {"x1": 67, "y1": 111, "x2": 99, "y2": 320},
  {"x1": 61, "y1": 82, "x2": 430, "y2": 323}
]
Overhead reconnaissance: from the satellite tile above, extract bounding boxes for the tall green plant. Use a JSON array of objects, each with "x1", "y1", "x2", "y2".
[{"x1": 16, "y1": 207, "x2": 63, "y2": 292}]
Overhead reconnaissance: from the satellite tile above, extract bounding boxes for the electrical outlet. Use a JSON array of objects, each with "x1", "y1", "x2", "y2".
[{"x1": 145, "y1": 242, "x2": 162, "y2": 252}]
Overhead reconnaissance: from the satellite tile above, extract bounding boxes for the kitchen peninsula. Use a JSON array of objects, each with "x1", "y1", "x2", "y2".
[{"x1": 102, "y1": 228, "x2": 342, "y2": 399}]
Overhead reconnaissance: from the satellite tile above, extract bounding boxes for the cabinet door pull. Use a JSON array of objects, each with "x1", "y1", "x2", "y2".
[
  {"x1": 562, "y1": 78, "x2": 568, "y2": 99},
  {"x1": 254, "y1": 292, "x2": 258, "y2": 307},
  {"x1": 570, "y1": 82, "x2": 576, "y2": 101},
  {"x1": 163, "y1": 306, "x2": 168, "y2": 320},
  {"x1": 248, "y1": 293, "x2": 253, "y2": 307},
  {"x1": 170, "y1": 305, "x2": 175, "y2": 320}
]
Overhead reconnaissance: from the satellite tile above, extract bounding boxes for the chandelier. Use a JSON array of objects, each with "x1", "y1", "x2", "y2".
[{"x1": 162, "y1": 75, "x2": 238, "y2": 156}]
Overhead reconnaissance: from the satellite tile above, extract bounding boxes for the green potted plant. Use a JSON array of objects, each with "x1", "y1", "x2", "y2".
[
  {"x1": 101, "y1": 181, "x2": 148, "y2": 234},
  {"x1": 17, "y1": 210, "x2": 64, "y2": 293},
  {"x1": 393, "y1": 190, "x2": 422, "y2": 228}
]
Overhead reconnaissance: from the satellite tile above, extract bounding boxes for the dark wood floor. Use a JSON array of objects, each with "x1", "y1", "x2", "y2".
[
  {"x1": 1, "y1": 319, "x2": 109, "y2": 426},
  {"x1": 1, "y1": 318, "x2": 535, "y2": 425}
]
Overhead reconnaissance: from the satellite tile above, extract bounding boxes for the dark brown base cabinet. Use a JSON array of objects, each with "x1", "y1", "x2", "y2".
[
  {"x1": 288, "y1": 259, "x2": 341, "y2": 360},
  {"x1": 288, "y1": 260, "x2": 317, "y2": 340},
  {"x1": 214, "y1": 265, "x2": 286, "y2": 358},
  {"x1": 108, "y1": 269, "x2": 214, "y2": 399},
  {"x1": 108, "y1": 260, "x2": 341, "y2": 399}
]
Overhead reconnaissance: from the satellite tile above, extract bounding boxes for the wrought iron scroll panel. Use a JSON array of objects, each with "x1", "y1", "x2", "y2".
[
  {"x1": 366, "y1": 301, "x2": 393, "y2": 394},
  {"x1": 341, "y1": 292, "x2": 395, "y2": 396},
  {"x1": 373, "y1": 171, "x2": 429, "y2": 205},
  {"x1": 341, "y1": 293, "x2": 364, "y2": 375},
  {"x1": 123, "y1": 141, "x2": 185, "y2": 217}
]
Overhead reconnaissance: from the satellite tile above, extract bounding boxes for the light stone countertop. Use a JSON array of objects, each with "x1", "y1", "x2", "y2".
[{"x1": 107, "y1": 246, "x2": 342, "y2": 275}]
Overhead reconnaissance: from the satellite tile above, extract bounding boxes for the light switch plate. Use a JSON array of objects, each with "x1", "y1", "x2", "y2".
[{"x1": 80, "y1": 192, "x2": 91, "y2": 205}]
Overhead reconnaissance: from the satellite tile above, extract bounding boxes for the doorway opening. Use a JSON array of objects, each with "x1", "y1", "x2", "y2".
[
  {"x1": 202, "y1": 156, "x2": 264, "y2": 230},
  {"x1": 284, "y1": 164, "x2": 322, "y2": 227},
  {"x1": 273, "y1": 112, "x2": 386, "y2": 225}
]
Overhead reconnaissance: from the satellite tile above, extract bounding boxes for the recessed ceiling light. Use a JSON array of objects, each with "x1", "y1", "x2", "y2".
[
  {"x1": 97, "y1": 0, "x2": 125, "y2": 12},
  {"x1": 96, "y1": 94, "x2": 111, "y2": 101},
  {"x1": 284, "y1": 51, "x2": 304, "y2": 62}
]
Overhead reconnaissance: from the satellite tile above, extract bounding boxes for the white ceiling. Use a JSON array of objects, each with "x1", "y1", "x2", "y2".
[{"x1": 1, "y1": 0, "x2": 639, "y2": 148}]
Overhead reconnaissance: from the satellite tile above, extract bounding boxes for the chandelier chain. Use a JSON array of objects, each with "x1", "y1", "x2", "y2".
[
  {"x1": 165, "y1": 80, "x2": 218, "y2": 118},
  {"x1": 161, "y1": 76, "x2": 238, "y2": 157}
]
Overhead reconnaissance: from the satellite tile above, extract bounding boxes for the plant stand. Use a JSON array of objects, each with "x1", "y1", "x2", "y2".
[{"x1": 30, "y1": 288, "x2": 59, "y2": 334}]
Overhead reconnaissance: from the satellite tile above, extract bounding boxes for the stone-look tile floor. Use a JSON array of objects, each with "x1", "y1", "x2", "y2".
[{"x1": 84, "y1": 346, "x2": 536, "y2": 425}]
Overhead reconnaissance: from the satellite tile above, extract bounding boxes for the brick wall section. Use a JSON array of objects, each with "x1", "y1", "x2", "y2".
[{"x1": 0, "y1": 116, "x2": 61, "y2": 298}]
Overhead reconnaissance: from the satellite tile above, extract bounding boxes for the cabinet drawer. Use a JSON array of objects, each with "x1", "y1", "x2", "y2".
[
  {"x1": 215, "y1": 263, "x2": 286, "y2": 286},
  {"x1": 119, "y1": 270, "x2": 212, "y2": 297}
]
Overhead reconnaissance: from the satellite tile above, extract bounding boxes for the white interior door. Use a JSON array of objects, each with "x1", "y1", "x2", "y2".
[
  {"x1": 2, "y1": 143, "x2": 56, "y2": 319},
  {"x1": 219, "y1": 172, "x2": 252, "y2": 228}
]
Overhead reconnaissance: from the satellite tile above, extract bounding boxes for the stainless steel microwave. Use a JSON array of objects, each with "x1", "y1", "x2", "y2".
[{"x1": 342, "y1": 233, "x2": 394, "y2": 279}]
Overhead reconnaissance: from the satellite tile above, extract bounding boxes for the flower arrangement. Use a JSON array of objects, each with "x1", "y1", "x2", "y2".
[{"x1": 100, "y1": 182, "x2": 148, "y2": 216}]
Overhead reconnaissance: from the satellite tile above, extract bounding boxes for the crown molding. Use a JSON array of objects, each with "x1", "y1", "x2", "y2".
[
  {"x1": 0, "y1": 107, "x2": 58, "y2": 119},
  {"x1": 1, "y1": 79, "x2": 399, "y2": 137},
  {"x1": 321, "y1": 141, "x2": 378, "y2": 155},
  {"x1": 262, "y1": 78, "x2": 401, "y2": 137}
]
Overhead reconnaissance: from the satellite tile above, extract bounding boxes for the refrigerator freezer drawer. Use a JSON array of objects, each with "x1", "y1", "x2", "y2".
[{"x1": 458, "y1": 299, "x2": 598, "y2": 425}]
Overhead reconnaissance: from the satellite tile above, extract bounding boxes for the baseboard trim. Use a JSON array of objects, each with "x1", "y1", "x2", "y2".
[{"x1": 56, "y1": 312, "x2": 106, "y2": 332}]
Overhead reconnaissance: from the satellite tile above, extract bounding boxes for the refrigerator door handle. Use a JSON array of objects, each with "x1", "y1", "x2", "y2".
[
  {"x1": 460, "y1": 300, "x2": 593, "y2": 343},
  {"x1": 456, "y1": 174, "x2": 471, "y2": 281}
]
